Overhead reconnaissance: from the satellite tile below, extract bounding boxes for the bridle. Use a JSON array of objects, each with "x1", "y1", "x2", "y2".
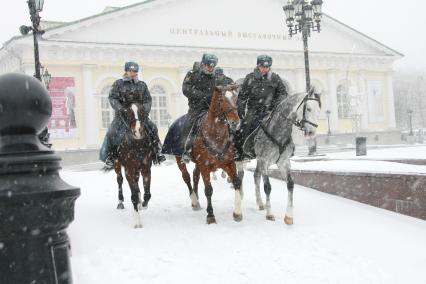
[
  {"x1": 200, "y1": 89, "x2": 238, "y2": 161},
  {"x1": 120, "y1": 104, "x2": 144, "y2": 138},
  {"x1": 293, "y1": 92, "x2": 321, "y2": 130}
]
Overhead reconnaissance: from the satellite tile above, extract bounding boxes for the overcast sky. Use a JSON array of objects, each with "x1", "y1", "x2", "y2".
[{"x1": 2, "y1": 0, "x2": 425, "y2": 72}]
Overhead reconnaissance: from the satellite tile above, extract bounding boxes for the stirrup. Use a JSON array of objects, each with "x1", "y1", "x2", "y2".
[
  {"x1": 182, "y1": 153, "x2": 191, "y2": 163},
  {"x1": 154, "y1": 154, "x2": 166, "y2": 165}
]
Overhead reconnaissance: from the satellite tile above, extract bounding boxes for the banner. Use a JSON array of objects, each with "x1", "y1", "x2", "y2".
[
  {"x1": 367, "y1": 81, "x2": 385, "y2": 124},
  {"x1": 47, "y1": 77, "x2": 78, "y2": 138}
]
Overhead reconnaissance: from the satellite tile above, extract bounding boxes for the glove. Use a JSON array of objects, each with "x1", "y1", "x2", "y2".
[{"x1": 119, "y1": 107, "x2": 127, "y2": 116}]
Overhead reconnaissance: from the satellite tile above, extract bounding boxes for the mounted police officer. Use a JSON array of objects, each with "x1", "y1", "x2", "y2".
[
  {"x1": 215, "y1": 67, "x2": 234, "y2": 86},
  {"x1": 100, "y1": 61, "x2": 166, "y2": 167},
  {"x1": 180, "y1": 54, "x2": 219, "y2": 159},
  {"x1": 235, "y1": 55, "x2": 288, "y2": 161}
]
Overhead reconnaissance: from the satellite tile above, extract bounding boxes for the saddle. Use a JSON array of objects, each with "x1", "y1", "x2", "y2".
[{"x1": 162, "y1": 113, "x2": 207, "y2": 156}]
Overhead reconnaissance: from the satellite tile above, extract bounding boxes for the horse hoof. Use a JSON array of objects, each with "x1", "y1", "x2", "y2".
[
  {"x1": 206, "y1": 216, "x2": 217, "y2": 224},
  {"x1": 134, "y1": 224, "x2": 143, "y2": 229},
  {"x1": 142, "y1": 202, "x2": 149, "y2": 210},
  {"x1": 258, "y1": 205, "x2": 265, "y2": 211},
  {"x1": 117, "y1": 203, "x2": 125, "y2": 210},
  {"x1": 233, "y1": 213, "x2": 243, "y2": 222},
  {"x1": 266, "y1": 215, "x2": 276, "y2": 221},
  {"x1": 284, "y1": 215, "x2": 294, "y2": 225},
  {"x1": 192, "y1": 203, "x2": 202, "y2": 211}
]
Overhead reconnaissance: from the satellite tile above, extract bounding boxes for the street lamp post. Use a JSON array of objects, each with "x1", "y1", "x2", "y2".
[
  {"x1": 20, "y1": 0, "x2": 45, "y2": 81},
  {"x1": 283, "y1": 0, "x2": 323, "y2": 155},
  {"x1": 326, "y1": 110, "x2": 331, "y2": 136},
  {"x1": 20, "y1": 0, "x2": 52, "y2": 148},
  {"x1": 283, "y1": 0, "x2": 323, "y2": 92},
  {"x1": 407, "y1": 109, "x2": 414, "y2": 136}
]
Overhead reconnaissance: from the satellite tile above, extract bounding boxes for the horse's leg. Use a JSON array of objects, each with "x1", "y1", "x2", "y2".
[
  {"x1": 254, "y1": 161, "x2": 265, "y2": 210},
  {"x1": 125, "y1": 169, "x2": 142, "y2": 228},
  {"x1": 236, "y1": 161, "x2": 245, "y2": 199},
  {"x1": 176, "y1": 156, "x2": 193, "y2": 193},
  {"x1": 284, "y1": 172, "x2": 295, "y2": 225},
  {"x1": 200, "y1": 169, "x2": 216, "y2": 224},
  {"x1": 261, "y1": 163, "x2": 275, "y2": 221},
  {"x1": 278, "y1": 159, "x2": 294, "y2": 225},
  {"x1": 141, "y1": 167, "x2": 151, "y2": 209},
  {"x1": 192, "y1": 166, "x2": 202, "y2": 210},
  {"x1": 223, "y1": 164, "x2": 243, "y2": 222},
  {"x1": 176, "y1": 156, "x2": 199, "y2": 209},
  {"x1": 115, "y1": 162, "x2": 125, "y2": 210}
]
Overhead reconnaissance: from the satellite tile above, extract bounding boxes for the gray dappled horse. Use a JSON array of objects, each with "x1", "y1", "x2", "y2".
[{"x1": 238, "y1": 89, "x2": 321, "y2": 224}]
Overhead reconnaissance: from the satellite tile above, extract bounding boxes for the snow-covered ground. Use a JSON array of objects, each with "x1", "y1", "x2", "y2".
[
  {"x1": 63, "y1": 164, "x2": 426, "y2": 284},
  {"x1": 290, "y1": 160, "x2": 426, "y2": 175},
  {"x1": 324, "y1": 145, "x2": 426, "y2": 160},
  {"x1": 287, "y1": 146, "x2": 426, "y2": 174}
]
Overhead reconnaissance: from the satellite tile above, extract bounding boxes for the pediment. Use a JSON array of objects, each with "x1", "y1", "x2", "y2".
[{"x1": 43, "y1": 0, "x2": 401, "y2": 57}]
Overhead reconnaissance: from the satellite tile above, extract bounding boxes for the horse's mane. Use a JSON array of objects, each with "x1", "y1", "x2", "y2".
[{"x1": 273, "y1": 92, "x2": 307, "y2": 120}]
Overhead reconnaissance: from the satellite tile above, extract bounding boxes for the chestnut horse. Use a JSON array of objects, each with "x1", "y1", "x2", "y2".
[
  {"x1": 112, "y1": 103, "x2": 154, "y2": 228},
  {"x1": 176, "y1": 85, "x2": 242, "y2": 224}
]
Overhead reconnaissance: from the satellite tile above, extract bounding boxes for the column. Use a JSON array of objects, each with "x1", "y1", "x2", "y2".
[
  {"x1": 327, "y1": 70, "x2": 339, "y2": 133},
  {"x1": 82, "y1": 64, "x2": 99, "y2": 148},
  {"x1": 357, "y1": 71, "x2": 369, "y2": 130},
  {"x1": 385, "y1": 71, "x2": 397, "y2": 129}
]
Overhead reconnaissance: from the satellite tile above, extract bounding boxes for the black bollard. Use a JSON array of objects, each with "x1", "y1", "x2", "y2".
[
  {"x1": 356, "y1": 137, "x2": 367, "y2": 156},
  {"x1": 0, "y1": 73, "x2": 80, "y2": 283}
]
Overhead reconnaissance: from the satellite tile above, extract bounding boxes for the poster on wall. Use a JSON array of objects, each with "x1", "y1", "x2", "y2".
[
  {"x1": 47, "y1": 77, "x2": 78, "y2": 138},
  {"x1": 367, "y1": 81, "x2": 385, "y2": 124}
]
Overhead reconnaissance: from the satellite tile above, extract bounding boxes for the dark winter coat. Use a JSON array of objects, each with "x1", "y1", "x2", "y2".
[
  {"x1": 237, "y1": 68, "x2": 288, "y2": 121},
  {"x1": 182, "y1": 69, "x2": 216, "y2": 119},
  {"x1": 236, "y1": 68, "x2": 288, "y2": 148},
  {"x1": 107, "y1": 75, "x2": 156, "y2": 146},
  {"x1": 109, "y1": 75, "x2": 152, "y2": 117}
]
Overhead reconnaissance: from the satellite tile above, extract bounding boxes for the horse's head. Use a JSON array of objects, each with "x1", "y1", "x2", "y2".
[
  {"x1": 295, "y1": 87, "x2": 322, "y2": 138},
  {"x1": 122, "y1": 103, "x2": 145, "y2": 140},
  {"x1": 213, "y1": 84, "x2": 240, "y2": 131}
]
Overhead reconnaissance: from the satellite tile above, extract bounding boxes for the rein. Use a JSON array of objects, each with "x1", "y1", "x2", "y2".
[
  {"x1": 259, "y1": 123, "x2": 292, "y2": 156},
  {"x1": 293, "y1": 95, "x2": 320, "y2": 130},
  {"x1": 200, "y1": 90, "x2": 236, "y2": 161}
]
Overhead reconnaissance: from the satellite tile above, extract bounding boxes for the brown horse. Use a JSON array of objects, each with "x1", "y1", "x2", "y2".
[
  {"x1": 176, "y1": 85, "x2": 242, "y2": 224},
  {"x1": 113, "y1": 103, "x2": 154, "y2": 228}
]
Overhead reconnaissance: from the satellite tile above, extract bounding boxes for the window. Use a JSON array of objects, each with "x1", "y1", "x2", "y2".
[
  {"x1": 100, "y1": 85, "x2": 114, "y2": 128},
  {"x1": 150, "y1": 85, "x2": 169, "y2": 127},
  {"x1": 337, "y1": 84, "x2": 350, "y2": 119}
]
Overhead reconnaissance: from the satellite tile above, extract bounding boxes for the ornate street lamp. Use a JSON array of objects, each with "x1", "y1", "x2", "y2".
[
  {"x1": 20, "y1": 0, "x2": 46, "y2": 81},
  {"x1": 283, "y1": 0, "x2": 323, "y2": 92},
  {"x1": 284, "y1": 0, "x2": 323, "y2": 155},
  {"x1": 20, "y1": 1, "x2": 51, "y2": 148},
  {"x1": 407, "y1": 109, "x2": 414, "y2": 136},
  {"x1": 326, "y1": 110, "x2": 331, "y2": 136}
]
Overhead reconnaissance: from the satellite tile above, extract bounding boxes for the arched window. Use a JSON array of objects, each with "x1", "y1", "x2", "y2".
[
  {"x1": 337, "y1": 84, "x2": 350, "y2": 119},
  {"x1": 100, "y1": 85, "x2": 114, "y2": 128},
  {"x1": 150, "y1": 85, "x2": 169, "y2": 127}
]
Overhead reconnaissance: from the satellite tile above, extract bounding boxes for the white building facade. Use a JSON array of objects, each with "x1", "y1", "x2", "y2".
[{"x1": 0, "y1": 0, "x2": 402, "y2": 150}]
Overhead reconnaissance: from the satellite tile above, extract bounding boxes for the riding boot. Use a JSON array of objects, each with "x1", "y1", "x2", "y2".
[
  {"x1": 105, "y1": 144, "x2": 118, "y2": 169},
  {"x1": 153, "y1": 141, "x2": 166, "y2": 165}
]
